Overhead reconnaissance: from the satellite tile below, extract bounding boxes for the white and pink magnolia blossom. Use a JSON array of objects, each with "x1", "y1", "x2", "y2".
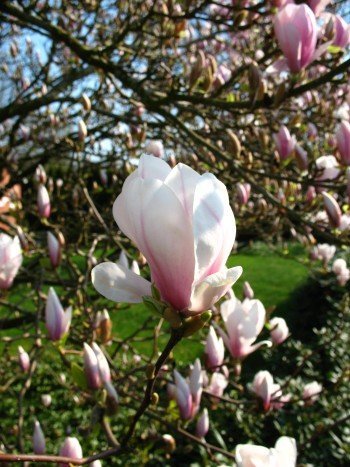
[
  {"x1": 251, "y1": 371, "x2": 289, "y2": 411},
  {"x1": 302, "y1": 381, "x2": 322, "y2": 405},
  {"x1": 236, "y1": 183, "x2": 251, "y2": 205},
  {"x1": 83, "y1": 343, "x2": 102, "y2": 389},
  {"x1": 92, "y1": 155, "x2": 242, "y2": 315},
  {"x1": 315, "y1": 155, "x2": 340, "y2": 181},
  {"x1": 47, "y1": 232, "x2": 62, "y2": 268},
  {"x1": 37, "y1": 184, "x2": 51, "y2": 218},
  {"x1": 218, "y1": 297, "x2": 271, "y2": 360},
  {"x1": 236, "y1": 436, "x2": 297, "y2": 467},
  {"x1": 307, "y1": 0, "x2": 330, "y2": 17},
  {"x1": 269, "y1": 317, "x2": 289, "y2": 345},
  {"x1": 45, "y1": 287, "x2": 72, "y2": 341},
  {"x1": 274, "y1": 4, "x2": 317, "y2": 73},
  {"x1": 34, "y1": 164, "x2": 47, "y2": 184},
  {"x1": 336, "y1": 120, "x2": 350, "y2": 166},
  {"x1": 206, "y1": 371, "x2": 228, "y2": 399},
  {"x1": 332, "y1": 15, "x2": 350, "y2": 48},
  {"x1": 196, "y1": 408, "x2": 209, "y2": 439},
  {"x1": 145, "y1": 140, "x2": 164, "y2": 158},
  {"x1": 273, "y1": 125, "x2": 296, "y2": 160},
  {"x1": 243, "y1": 281, "x2": 254, "y2": 300},
  {"x1": 173, "y1": 359, "x2": 203, "y2": 420},
  {"x1": 18, "y1": 345, "x2": 30, "y2": 373},
  {"x1": 205, "y1": 326, "x2": 225, "y2": 370},
  {"x1": 313, "y1": 243, "x2": 336, "y2": 264},
  {"x1": 0, "y1": 234, "x2": 22, "y2": 290},
  {"x1": 332, "y1": 258, "x2": 350, "y2": 286},
  {"x1": 322, "y1": 192, "x2": 342, "y2": 228},
  {"x1": 78, "y1": 119, "x2": 87, "y2": 141},
  {"x1": 33, "y1": 420, "x2": 46, "y2": 454},
  {"x1": 59, "y1": 437, "x2": 83, "y2": 467}
]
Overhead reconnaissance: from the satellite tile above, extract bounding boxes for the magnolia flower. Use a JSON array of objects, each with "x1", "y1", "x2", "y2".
[
  {"x1": 92, "y1": 155, "x2": 242, "y2": 315},
  {"x1": 322, "y1": 192, "x2": 342, "y2": 227},
  {"x1": 269, "y1": 317, "x2": 289, "y2": 345},
  {"x1": 47, "y1": 232, "x2": 62, "y2": 268},
  {"x1": 59, "y1": 437, "x2": 83, "y2": 467},
  {"x1": 78, "y1": 119, "x2": 87, "y2": 141},
  {"x1": 34, "y1": 164, "x2": 47, "y2": 184},
  {"x1": 206, "y1": 371, "x2": 228, "y2": 399},
  {"x1": 196, "y1": 408, "x2": 209, "y2": 438},
  {"x1": 0, "y1": 234, "x2": 22, "y2": 289},
  {"x1": 218, "y1": 297, "x2": 271, "y2": 360},
  {"x1": 18, "y1": 346, "x2": 30, "y2": 373},
  {"x1": 173, "y1": 359, "x2": 203, "y2": 420},
  {"x1": 302, "y1": 381, "x2": 322, "y2": 405},
  {"x1": 236, "y1": 436, "x2": 297, "y2": 467},
  {"x1": 332, "y1": 259, "x2": 350, "y2": 286},
  {"x1": 37, "y1": 184, "x2": 51, "y2": 218},
  {"x1": 41, "y1": 394, "x2": 52, "y2": 407},
  {"x1": 33, "y1": 420, "x2": 46, "y2": 454},
  {"x1": 315, "y1": 155, "x2": 340, "y2": 181},
  {"x1": 205, "y1": 326, "x2": 225, "y2": 370},
  {"x1": 332, "y1": 15, "x2": 350, "y2": 48},
  {"x1": 145, "y1": 140, "x2": 164, "y2": 158},
  {"x1": 251, "y1": 371, "x2": 289, "y2": 411},
  {"x1": 236, "y1": 183, "x2": 251, "y2": 205},
  {"x1": 336, "y1": 120, "x2": 350, "y2": 166},
  {"x1": 314, "y1": 243, "x2": 336, "y2": 264},
  {"x1": 243, "y1": 281, "x2": 254, "y2": 300},
  {"x1": 45, "y1": 288, "x2": 72, "y2": 341},
  {"x1": 273, "y1": 125, "x2": 296, "y2": 160},
  {"x1": 274, "y1": 4, "x2": 317, "y2": 73}
]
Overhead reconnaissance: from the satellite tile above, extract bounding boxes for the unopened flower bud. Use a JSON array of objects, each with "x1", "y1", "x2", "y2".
[{"x1": 33, "y1": 420, "x2": 46, "y2": 454}]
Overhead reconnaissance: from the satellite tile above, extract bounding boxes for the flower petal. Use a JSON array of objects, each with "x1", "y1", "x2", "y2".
[{"x1": 91, "y1": 262, "x2": 151, "y2": 303}]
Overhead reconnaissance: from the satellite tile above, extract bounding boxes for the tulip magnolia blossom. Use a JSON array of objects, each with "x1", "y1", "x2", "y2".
[
  {"x1": 92, "y1": 155, "x2": 242, "y2": 315},
  {"x1": 236, "y1": 436, "x2": 297, "y2": 467},
  {"x1": 322, "y1": 192, "x2": 342, "y2": 228},
  {"x1": 273, "y1": 125, "x2": 296, "y2": 160},
  {"x1": 47, "y1": 232, "x2": 62, "y2": 268},
  {"x1": 37, "y1": 184, "x2": 51, "y2": 218},
  {"x1": 217, "y1": 297, "x2": 271, "y2": 360},
  {"x1": 0, "y1": 234, "x2": 22, "y2": 289},
  {"x1": 206, "y1": 371, "x2": 228, "y2": 399},
  {"x1": 33, "y1": 420, "x2": 46, "y2": 454},
  {"x1": 45, "y1": 288, "x2": 72, "y2": 341},
  {"x1": 315, "y1": 155, "x2": 340, "y2": 181},
  {"x1": 205, "y1": 326, "x2": 225, "y2": 370},
  {"x1": 269, "y1": 317, "x2": 289, "y2": 345},
  {"x1": 196, "y1": 408, "x2": 209, "y2": 438},
  {"x1": 336, "y1": 120, "x2": 350, "y2": 166},
  {"x1": 18, "y1": 345, "x2": 30, "y2": 372},
  {"x1": 274, "y1": 4, "x2": 317, "y2": 73},
  {"x1": 302, "y1": 381, "x2": 322, "y2": 405},
  {"x1": 59, "y1": 437, "x2": 83, "y2": 467},
  {"x1": 251, "y1": 371, "x2": 289, "y2": 411},
  {"x1": 172, "y1": 359, "x2": 203, "y2": 420}
]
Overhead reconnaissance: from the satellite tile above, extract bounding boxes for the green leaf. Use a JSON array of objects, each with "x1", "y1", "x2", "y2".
[{"x1": 70, "y1": 362, "x2": 88, "y2": 389}]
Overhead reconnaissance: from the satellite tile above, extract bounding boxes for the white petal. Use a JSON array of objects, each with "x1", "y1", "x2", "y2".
[
  {"x1": 91, "y1": 262, "x2": 151, "y2": 303},
  {"x1": 164, "y1": 163, "x2": 201, "y2": 217}
]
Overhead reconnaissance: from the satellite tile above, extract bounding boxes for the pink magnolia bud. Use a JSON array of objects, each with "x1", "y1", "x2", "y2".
[
  {"x1": 33, "y1": 420, "x2": 46, "y2": 454},
  {"x1": 37, "y1": 184, "x2": 51, "y2": 218},
  {"x1": 205, "y1": 326, "x2": 225, "y2": 370},
  {"x1": 252, "y1": 370, "x2": 275, "y2": 411},
  {"x1": 243, "y1": 281, "x2": 254, "y2": 299},
  {"x1": 236, "y1": 183, "x2": 251, "y2": 205},
  {"x1": 45, "y1": 288, "x2": 72, "y2": 341},
  {"x1": 59, "y1": 437, "x2": 83, "y2": 467},
  {"x1": 78, "y1": 119, "x2": 87, "y2": 141},
  {"x1": 145, "y1": 140, "x2": 164, "y2": 158},
  {"x1": 0, "y1": 234, "x2": 23, "y2": 290},
  {"x1": 83, "y1": 343, "x2": 102, "y2": 389},
  {"x1": 336, "y1": 120, "x2": 350, "y2": 166},
  {"x1": 274, "y1": 4, "x2": 317, "y2": 73},
  {"x1": 195, "y1": 408, "x2": 209, "y2": 438},
  {"x1": 47, "y1": 232, "x2": 62, "y2": 268},
  {"x1": 34, "y1": 165, "x2": 47, "y2": 184},
  {"x1": 322, "y1": 192, "x2": 342, "y2": 228},
  {"x1": 18, "y1": 346, "x2": 30, "y2": 372},
  {"x1": 173, "y1": 359, "x2": 203, "y2": 421},
  {"x1": 41, "y1": 394, "x2": 52, "y2": 407},
  {"x1": 332, "y1": 15, "x2": 350, "y2": 48},
  {"x1": 302, "y1": 381, "x2": 322, "y2": 405},
  {"x1": 269, "y1": 317, "x2": 289, "y2": 345},
  {"x1": 307, "y1": 0, "x2": 330, "y2": 17},
  {"x1": 295, "y1": 144, "x2": 308, "y2": 170},
  {"x1": 82, "y1": 93, "x2": 91, "y2": 112},
  {"x1": 206, "y1": 371, "x2": 228, "y2": 399},
  {"x1": 307, "y1": 122, "x2": 318, "y2": 140},
  {"x1": 91, "y1": 343, "x2": 111, "y2": 384},
  {"x1": 306, "y1": 186, "x2": 316, "y2": 204},
  {"x1": 273, "y1": 126, "x2": 296, "y2": 160}
]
